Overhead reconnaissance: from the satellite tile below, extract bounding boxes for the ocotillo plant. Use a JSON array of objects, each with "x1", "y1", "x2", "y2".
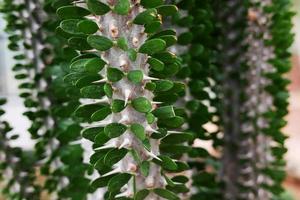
[{"x1": 56, "y1": 0, "x2": 191, "y2": 199}]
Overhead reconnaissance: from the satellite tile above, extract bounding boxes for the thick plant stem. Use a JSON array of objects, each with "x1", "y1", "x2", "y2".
[
  {"x1": 216, "y1": 1, "x2": 248, "y2": 199},
  {"x1": 242, "y1": 1, "x2": 275, "y2": 199},
  {"x1": 217, "y1": 0, "x2": 293, "y2": 199},
  {"x1": 98, "y1": 4, "x2": 163, "y2": 193},
  {"x1": 57, "y1": 0, "x2": 187, "y2": 199}
]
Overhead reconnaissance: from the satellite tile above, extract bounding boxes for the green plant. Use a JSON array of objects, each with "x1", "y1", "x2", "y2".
[
  {"x1": 0, "y1": 98, "x2": 41, "y2": 199},
  {"x1": 1, "y1": 0, "x2": 90, "y2": 199},
  {"x1": 0, "y1": 0, "x2": 295, "y2": 199},
  {"x1": 167, "y1": 0, "x2": 222, "y2": 199},
  {"x1": 56, "y1": 0, "x2": 190, "y2": 199},
  {"x1": 215, "y1": 0, "x2": 294, "y2": 199}
]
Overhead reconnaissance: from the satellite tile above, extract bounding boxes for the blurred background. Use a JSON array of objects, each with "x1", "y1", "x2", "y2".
[{"x1": 0, "y1": 0, "x2": 299, "y2": 199}]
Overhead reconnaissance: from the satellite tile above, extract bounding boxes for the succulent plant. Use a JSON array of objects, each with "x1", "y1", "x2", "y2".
[
  {"x1": 165, "y1": 0, "x2": 223, "y2": 199},
  {"x1": 0, "y1": 0, "x2": 295, "y2": 199},
  {"x1": 215, "y1": 0, "x2": 294, "y2": 199},
  {"x1": 0, "y1": 98, "x2": 41, "y2": 199},
  {"x1": 55, "y1": 0, "x2": 191, "y2": 199}
]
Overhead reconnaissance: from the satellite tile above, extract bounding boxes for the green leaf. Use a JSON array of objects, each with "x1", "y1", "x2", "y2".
[
  {"x1": 131, "y1": 97, "x2": 152, "y2": 113},
  {"x1": 94, "y1": 130, "x2": 110, "y2": 146},
  {"x1": 131, "y1": 149, "x2": 142, "y2": 163},
  {"x1": 135, "y1": 189, "x2": 150, "y2": 200},
  {"x1": 68, "y1": 37, "x2": 92, "y2": 50},
  {"x1": 151, "y1": 128, "x2": 168, "y2": 139},
  {"x1": 85, "y1": 57, "x2": 106, "y2": 73},
  {"x1": 82, "y1": 127, "x2": 103, "y2": 142},
  {"x1": 153, "y1": 188, "x2": 179, "y2": 200},
  {"x1": 87, "y1": 35, "x2": 114, "y2": 51},
  {"x1": 178, "y1": 32, "x2": 193, "y2": 45},
  {"x1": 60, "y1": 19, "x2": 81, "y2": 34},
  {"x1": 81, "y1": 85, "x2": 105, "y2": 99},
  {"x1": 157, "y1": 155, "x2": 177, "y2": 170},
  {"x1": 146, "y1": 113, "x2": 156, "y2": 124},
  {"x1": 107, "y1": 67, "x2": 124, "y2": 82},
  {"x1": 114, "y1": 0, "x2": 130, "y2": 15},
  {"x1": 91, "y1": 148, "x2": 112, "y2": 164},
  {"x1": 74, "y1": 104, "x2": 99, "y2": 118},
  {"x1": 145, "y1": 82, "x2": 156, "y2": 91},
  {"x1": 91, "y1": 106, "x2": 112, "y2": 121},
  {"x1": 140, "y1": 161, "x2": 150, "y2": 177},
  {"x1": 104, "y1": 123, "x2": 127, "y2": 138},
  {"x1": 164, "y1": 174, "x2": 176, "y2": 187},
  {"x1": 130, "y1": 123, "x2": 146, "y2": 141},
  {"x1": 77, "y1": 19, "x2": 99, "y2": 34},
  {"x1": 152, "y1": 106, "x2": 175, "y2": 119},
  {"x1": 148, "y1": 57, "x2": 164, "y2": 71},
  {"x1": 156, "y1": 5, "x2": 178, "y2": 16},
  {"x1": 117, "y1": 37, "x2": 129, "y2": 51},
  {"x1": 128, "y1": 48, "x2": 137, "y2": 61},
  {"x1": 143, "y1": 139, "x2": 151, "y2": 151},
  {"x1": 162, "y1": 133, "x2": 194, "y2": 144},
  {"x1": 104, "y1": 83, "x2": 113, "y2": 98},
  {"x1": 70, "y1": 58, "x2": 89, "y2": 72},
  {"x1": 127, "y1": 70, "x2": 143, "y2": 84},
  {"x1": 172, "y1": 176, "x2": 189, "y2": 183},
  {"x1": 94, "y1": 156, "x2": 113, "y2": 175},
  {"x1": 133, "y1": 9, "x2": 157, "y2": 25},
  {"x1": 104, "y1": 148, "x2": 128, "y2": 167},
  {"x1": 71, "y1": 53, "x2": 98, "y2": 63},
  {"x1": 158, "y1": 116, "x2": 184, "y2": 128},
  {"x1": 152, "y1": 51, "x2": 176, "y2": 64},
  {"x1": 160, "y1": 144, "x2": 191, "y2": 155},
  {"x1": 139, "y1": 39, "x2": 166, "y2": 55},
  {"x1": 149, "y1": 29, "x2": 176, "y2": 39},
  {"x1": 86, "y1": 0, "x2": 111, "y2": 15},
  {"x1": 108, "y1": 173, "x2": 132, "y2": 192},
  {"x1": 91, "y1": 174, "x2": 117, "y2": 190},
  {"x1": 111, "y1": 99, "x2": 126, "y2": 113},
  {"x1": 159, "y1": 35, "x2": 177, "y2": 47},
  {"x1": 140, "y1": 0, "x2": 164, "y2": 8},
  {"x1": 57, "y1": 6, "x2": 90, "y2": 19},
  {"x1": 166, "y1": 184, "x2": 189, "y2": 194},
  {"x1": 144, "y1": 20, "x2": 162, "y2": 33},
  {"x1": 155, "y1": 80, "x2": 174, "y2": 92},
  {"x1": 75, "y1": 74, "x2": 100, "y2": 88}
]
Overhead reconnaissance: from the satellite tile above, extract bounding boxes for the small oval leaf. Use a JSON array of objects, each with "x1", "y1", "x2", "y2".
[
  {"x1": 130, "y1": 123, "x2": 146, "y2": 141},
  {"x1": 139, "y1": 39, "x2": 166, "y2": 55},
  {"x1": 131, "y1": 97, "x2": 152, "y2": 113},
  {"x1": 86, "y1": 0, "x2": 111, "y2": 15},
  {"x1": 107, "y1": 67, "x2": 124, "y2": 82},
  {"x1": 57, "y1": 6, "x2": 90, "y2": 19},
  {"x1": 114, "y1": 0, "x2": 130, "y2": 15},
  {"x1": 87, "y1": 35, "x2": 114, "y2": 51},
  {"x1": 127, "y1": 70, "x2": 143, "y2": 84},
  {"x1": 77, "y1": 19, "x2": 99, "y2": 34},
  {"x1": 104, "y1": 123, "x2": 127, "y2": 138},
  {"x1": 108, "y1": 173, "x2": 132, "y2": 192}
]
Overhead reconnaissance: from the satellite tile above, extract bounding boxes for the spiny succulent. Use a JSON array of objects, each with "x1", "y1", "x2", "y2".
[
  {"x1": 215, "y1": 0, "x2": 294, "y2": 199},
  {"x1": 56, "y1": 0, "x2": 190, "y2": 199}
]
